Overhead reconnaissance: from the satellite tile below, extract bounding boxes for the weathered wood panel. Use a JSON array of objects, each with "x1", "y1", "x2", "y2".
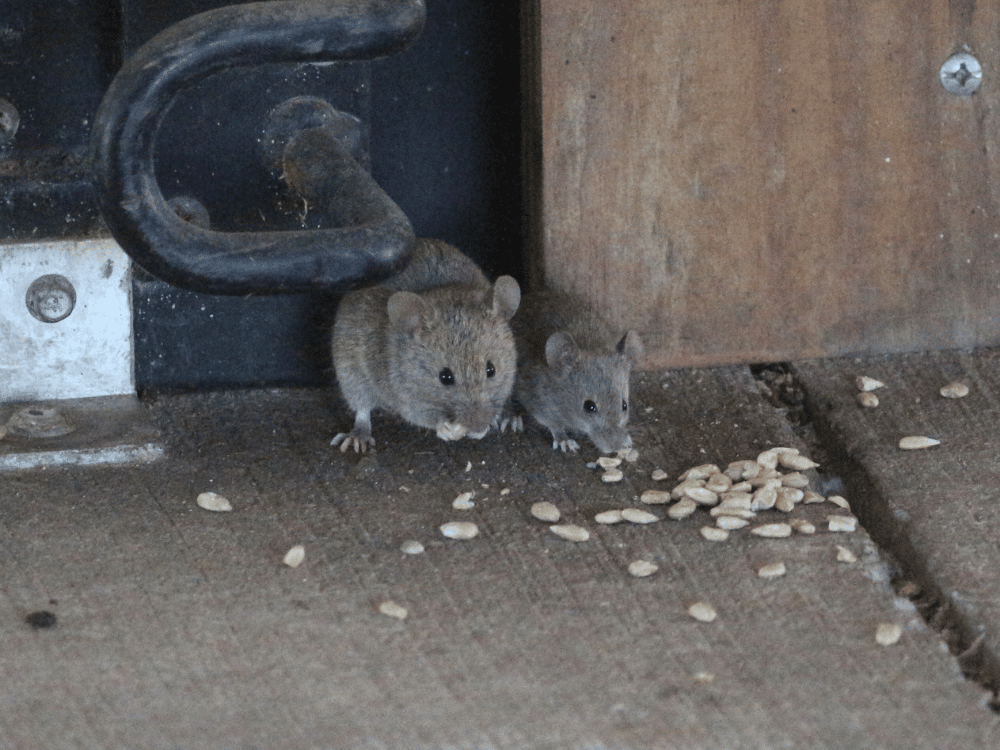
[{"x1": 531, "y1": 0, "x2": 1000, "y2": 368}]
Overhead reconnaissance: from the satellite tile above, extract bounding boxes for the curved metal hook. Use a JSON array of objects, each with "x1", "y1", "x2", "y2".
[{"x1": 92, "y1": 0, "x2": 425, "y2": 295}]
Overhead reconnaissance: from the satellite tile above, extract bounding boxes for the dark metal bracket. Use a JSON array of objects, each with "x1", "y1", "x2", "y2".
[{"x1": 92, "y1": 0, "x2": 425, "y2": 295}]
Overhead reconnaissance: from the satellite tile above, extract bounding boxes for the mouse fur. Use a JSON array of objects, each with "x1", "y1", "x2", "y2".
[
  {"x1": 510, "y1": 290, "x2": 643, "y2": 453},
  {"x1": 331, "y1": 239, "x2": 520, "y2": 452}
]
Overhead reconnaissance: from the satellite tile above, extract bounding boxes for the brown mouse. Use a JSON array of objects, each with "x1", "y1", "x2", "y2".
[{"x1": 331, "y1": 239, "x2": 520, "y2": 452}]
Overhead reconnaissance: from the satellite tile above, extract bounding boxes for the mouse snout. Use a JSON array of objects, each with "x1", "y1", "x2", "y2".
[
  {"x1": 450, "y1": 404, "x2": 498, "y2": 440},
  {"x1": 590, "y1": 427, "x2": 632, "y2": 454}
]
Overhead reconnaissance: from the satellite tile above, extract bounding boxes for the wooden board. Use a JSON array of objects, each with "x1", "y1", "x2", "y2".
[{"x1": 528, "y1": 0, "x2": 1000, "y2": 368}]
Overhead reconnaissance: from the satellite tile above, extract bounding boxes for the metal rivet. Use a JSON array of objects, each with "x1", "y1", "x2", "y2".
[
  {"x1": 940, "y1": 52, "x2": 982, "y2": 96},
  {"x1": 25, "y1": 274, "x2": 77, "y2": 323},
  {"x1": 5, "y1": 406, "x2": 76, "y2": 439},
  {"x1": 0, "y1": 98, "x2": 19, "y2": 146}
]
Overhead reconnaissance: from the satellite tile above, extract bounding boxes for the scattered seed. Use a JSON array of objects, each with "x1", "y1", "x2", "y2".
[
  {"x1": 700, "y1": 526, "x2": 729, "y2": 542},
  {"x1": 196, "y1": 491, "x2": 232, "y2": 512},
  {"x1": 751, "y1": 485, "x2": 778, "y2": 511},
  {"x1": 378, "y1": 601, "x2": 408, "y2": 620},
  {"x1": 400, "y1": 539, "x2": 425, "y2": 555},
  {"x1": 651, "y1": 468, "x2": 669, "y2": 481},
  {"x1": 828, "y1": 515, "x2": 857, "y2": 533},
  {"x1": 602, "y1": 468, "x2": 624, "y2": 483},
  {"x1": 875, "y1": 622, "x2": 902, "y2": 646},
  {"x1": 628, "y1": 560, "x2": 659, "y2": 577},
  {"x1": 789, "y1": 519, "x2": 816, "y2": 534},
  {"x1": 672, "y1": 478, "x2": 707, "y2": 499},
  {"x1": 680, "y1": 463, "x2": 721, "y2": 481},
  {"x1": 836, "y1": 545, "x2": 857, "y2": 563},
  {"x1": 899, "y1": 436, "x2": 940, "y2": 450},
  {"x1": 530, "y1": 501, "x2": 561, "y2": 522},
  {"x1": 716, "y1": 516, "x2": 749, "y2": 530},
  {"x1": 940, "y1": 382, "x2": 970, "y2": 399},
  {"x1": 857, "y1": 392, "x2": 879, "y2": 408},
  {"x1": 595, "y1": 509, "x2": 625, "y2": 524},
  {"x1": 757, "y1": 561, "x2": 787, "y2": 578},
  {"x1": 802, "y1": 491, "x2": 825, "y2": 504},
  {"x1": 717, "y1": 493, "x2": 753, "y2": 509},
  {"x1": 828, "y1": 495, "x2": 851, "y2": 510},
  {"x1": 730, "y1": 480, "x2": 753, "y2": 493},
  {"x1": 440, "y1": 521, "x2": 479, "y2": 540},
  {"x1": 756, "y1": 450, "x2": 779, "y2": 470},
  {"x1": 667, "y1": 498, "x2": 698, "y2": 520},
  {"x1": 781, "y1": 472, "x2": 810, "y2": 488},
  {"x1": 500, "y1": 488, "x2": 511, "y2": 496},
  {"x1": 283, "y1": 545, "x2": 305, "y2": 568},
  {"x1": 688, "y1": 602, "x2": 718, "y2": 622},
  {"x1": 683, "y1": 487, "x2": 720, "y2": 506},
  {"x1": 465, "y1": 461, "x2": 472, "y2": 472},
  {"x1": 618, "y1": 448, "x2": 640, "y2": 462},
  {"x1": 709, "y1": 506, "x2": 756, "y2": 520},
  {"x1": 705, "y1": 473, "x2": 733, "y2": 494},
  {"x1": 550, "y1": 524, "x2": 590, "y2": 541},
  {"x1": 777, "y1": 453, "x2": 819, "y2": 471},
  {"x1": 597, "y1": 456, "x2": 622, "y2": 469},
  {"x1": 621, "y1": 508, "x2": 659, "y2": 524},
  {"x1": 856, "y1": 375, "x2": 885, "y2": 392},
  {"x1": 452, "y1": 491, "x2": 475, "y2": 510},
  {"x1": 750, "y1": 523, "x2": 792, "y2": 538},
  {"x1": 640, "y1": 489, "x2": 672, "y2": 505},
  {"x1": 776, "y1": 487, "x2": 804, "y2": 506}
]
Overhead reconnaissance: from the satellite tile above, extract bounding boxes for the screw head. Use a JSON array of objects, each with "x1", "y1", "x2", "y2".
[
  {"x1": 940, "y1": 52, "x2": 982, "y2": 96},
  {"x1": 25, "y1": 274, "x2": 76, "y2": 323}
]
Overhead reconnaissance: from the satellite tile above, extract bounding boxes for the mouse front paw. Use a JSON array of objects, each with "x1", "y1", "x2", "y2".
[
  {"x1": 331, "y1": 431, "x2": 376, "y2": 453},
  {"x1": 549, "y1": 429, "x2": 580, "y2": 453}
]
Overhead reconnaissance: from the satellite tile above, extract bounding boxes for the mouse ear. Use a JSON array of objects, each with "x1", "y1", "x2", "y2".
[
  {"x1": 491, "y1": 276, "x2": 521, "y2": 322},
  {"x1": 545, "y1": 332, "x2": 579, "y2": 370},
  {"x1": 387, "y1": 292, "x2": 428, "y2": 338},
  {"x1": 616, "y1": 331, "x2": 644, "y2": 366}
]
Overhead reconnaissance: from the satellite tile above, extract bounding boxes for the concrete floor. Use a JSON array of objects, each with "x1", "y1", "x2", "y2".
[{"x1": 2, "y1": 352, "x2": 999, "y2": 749}]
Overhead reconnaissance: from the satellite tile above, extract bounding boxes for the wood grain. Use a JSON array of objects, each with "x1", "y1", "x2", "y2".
[{"x1": 532, "y1": 0, "x2": 1000, "y2": 367}]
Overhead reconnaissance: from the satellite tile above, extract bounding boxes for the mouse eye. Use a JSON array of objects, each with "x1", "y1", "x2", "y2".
[
  {"x1": 622, "y1": 399, "x2": 628, "y2": 412},
  {"x1": 486, "y1": 360, "x2": 496, "y2": 378},
  {"x1": 439, "y1": 367, "x2": 455, "y2": 386},
  {"x1": 584, "y1": 399, "x2": 597, "y2": 413}
]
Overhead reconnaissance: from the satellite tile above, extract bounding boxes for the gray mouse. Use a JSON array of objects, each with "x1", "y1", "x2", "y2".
[
  {"x1": 331, "y1": 238, "x2": 521, "y2": 452},
  {"x1": 509, "y1": 290, "x2": 643, "y2": 453}
]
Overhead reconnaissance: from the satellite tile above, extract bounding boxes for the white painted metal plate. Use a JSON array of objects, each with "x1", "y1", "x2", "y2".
[{"x1": 0, "y1": 238, "x2": 133, "y2": 401}]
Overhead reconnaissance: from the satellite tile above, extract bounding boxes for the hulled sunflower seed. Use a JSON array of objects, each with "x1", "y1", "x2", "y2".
[
  {"x1": 622, "y1": 508, "x2": 659, "y2": 524},
  {"x1": 400, "y1": 539, "x2": 425, "y2": 555},
  {"x1": 640, "y1": 489, "x2": 672, "y2": 505},
  {"x1": 828, "y1": 495, "x2": 851, "y2": 510},
  {"x1": 618, "y1": 448, "x2": 640, "y2": 462},
  {"x1": 857, "y1": 392, "x2": 879, "y2": 408},
  {"x1": 704, "y1": 473, "x2": 733, "y2": 494},
  {"x1": 602, "y1": 468, "x2": 625, "y2": 483},
  {"x1": 377, "y1": 601, "x2": 408, "y2": 620},
  {"x1": 789, "y1": 519, "x2": 816, "y2": 534},
  {"x1": 595, "y1": 509, "x2": 625, "y2": 524},
  {"x1": 700, "y1": 526, "x2": 729, "y2": 542},
  {"x1": 716, "y1": 516, "x2": 749, "y2": 530},
  {"x1": 667, "y1": 498, "x2": 698, "y2": 520},
  {"x1": 940, "y1": 382, "x2": 970, "y2": 399},
  {"x1": 679, "y1": 463, "x2": 721, "y2": 481},
  {"x1": 828, "y1": 516, "x2": 857, "y2": 533},
  {"x1": 802, "y1": 491, "x2": 825, "y2": 504},
  {"x1": 196, "y1": 491, "x2": 232, "y2": 512},
  {"x1": 452, "y1": 491, "x2": 475, "y2": 510},
  {"x1": 628, "y1": 560, "x2": 659, "y2": 577},
  {"x1": 757, "y1": 561, "x2": 787, "y2": 578},
  {"x1": 856, "y1": 375, "x2": 885, "y2": 392},
  {"x1": 777, "y1": 453, "x2": 819, "y2": 471},
  {"x1": 836, "y1": 545, "x2": 857, "y2": 563},
  {"x1": 756, "y1": 450, "x2": 779, "y2": 470},
  {"x1": 283, "y1": 545, "x2": 305, "y2": 568},
  {"x1": 709, "y1": 506, "x2": 756, "y2": 520},
  {"x1": 781, "y1": 472, "x2": 810, "y2": 488},
  {"x1": 688, "y1": 602, "x2": 718, "y2": 622},
  {"x1": 899, "y1": 436, "x2": 940, "y2": 450},
  {"x1": 531, "y1": 501, "x2": 561, "y2": 522},
  {"x1": 717, "y1": 493, "x2": 753, "y2": 509},
  {"x1": 651, "y1": 469, "x2": 669, "y2": 481},
  {"x1": 597, "y1": 456, "x2": 622, "y2": 469},
  {"x1": 875, "y1": 622, "x2": 902, "y2": 646},
  {"x1": 440, "y1": 521, "x2": 479, "y2": 539},
  {"x1": 550, "y1": 524, "x2": 590, "y2": 541},
  {"x1": 750, "y1": 523, "x2": 792, "y2": 538},
  {"x1": 683, "y1": 487, "x2": 720, "y2": 506},
  {"x1": 751, "y1": 485, "x2": 778, "y2": 511}
]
